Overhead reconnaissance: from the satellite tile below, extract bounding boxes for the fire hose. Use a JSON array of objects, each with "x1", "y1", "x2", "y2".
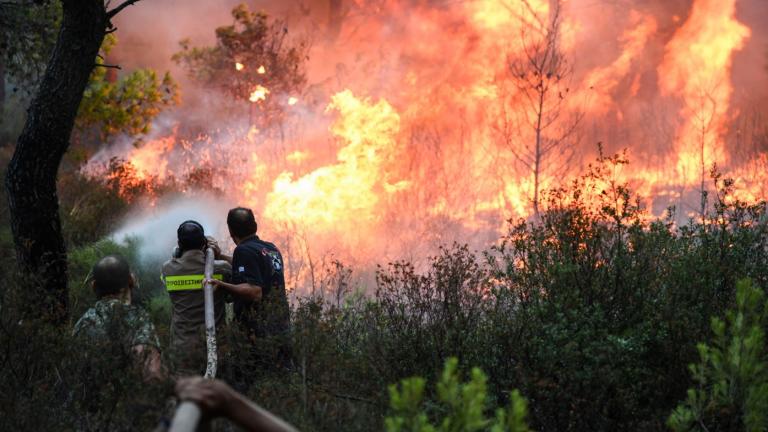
[{"x1": 169, "y1": 247, "x2": 217, "y2": 432}]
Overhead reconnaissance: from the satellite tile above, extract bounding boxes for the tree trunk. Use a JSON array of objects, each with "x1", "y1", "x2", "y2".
[
  {"x1": 0, "y1": 35, "x2": 6, "y2": 126},
  {"x1": 533, "y1": 87, "x2": 545, "y2": 218},
  {"x1": 5, "y1": 0, "x2": 106, "y2": 323}
]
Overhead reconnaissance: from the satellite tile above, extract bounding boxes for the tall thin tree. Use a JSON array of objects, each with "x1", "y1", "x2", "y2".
[{"x1": 502, "y1": 1, "x2": 582, "y2": 216}]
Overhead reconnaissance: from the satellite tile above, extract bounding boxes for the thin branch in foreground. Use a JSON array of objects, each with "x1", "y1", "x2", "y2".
[
  {"x1": 95, "y1": 63, "x2": 121, "y2": 70},
  {"x1": 107, "y1": 0, "x2": 141, "y2": 19}
]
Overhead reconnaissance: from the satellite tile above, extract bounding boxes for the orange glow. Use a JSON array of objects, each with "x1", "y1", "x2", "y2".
[
  {"x1": 264, "y1": 90, "x2": 402, "y2": 230},
  {"x1": 583, "y1": 12, "x2": 657, "y2": 116},
  {"x1": 88, "y1": 0, "x2": 763, "y2": 293},
  {"x1": 658, "y1": 0, "x2": 750, "y2": 182},
  {"x1": 249, "y1": 85, "x2": 269, "y2": 102}
]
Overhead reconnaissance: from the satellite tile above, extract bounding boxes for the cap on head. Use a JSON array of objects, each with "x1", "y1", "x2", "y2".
[
  {"x1": 92, "y1": 254, "x2": 132, "y2": 298},
  {"x1": 177, "y1": 220, "x2": 206, "y2": 252},
  {"x1": 226, "y1": 207, "x2": 257, "y2": 239}
]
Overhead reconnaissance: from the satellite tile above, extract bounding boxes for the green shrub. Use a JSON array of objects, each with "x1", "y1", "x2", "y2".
[
  {"x1": 0, "y1": 277, "x2": 171, "y2": 431},
  {"x1": 385, "y1": 357, "x2": 531, "y2": 432},
  {"x1": 669, "y1": 279, "x2": 768, "y2": 432},
  {"x1": 5, "y1": 151, "x2": 768, "y2": 431}
]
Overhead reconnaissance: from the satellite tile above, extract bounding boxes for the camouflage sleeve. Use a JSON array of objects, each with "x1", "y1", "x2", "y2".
[
  {"x1": 72, "y1": 310, "x2": 96, "y2": 337},
  {"x1": 129, "y1": 308, "x2": 161, "y2": 350}
]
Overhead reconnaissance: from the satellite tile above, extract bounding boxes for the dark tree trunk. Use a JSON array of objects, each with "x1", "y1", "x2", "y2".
[
  {"x1": 5, "y1": 0, "x2": 107, "y2": 323},
  {"x1": 0, "y1": 33, "x2": 6, "y2": 125}
]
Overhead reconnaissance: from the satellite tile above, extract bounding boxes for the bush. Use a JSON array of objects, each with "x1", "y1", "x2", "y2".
[
  {"x1": 4, "y1": 151, "x2": 768, "y2": 431},
  {"x1": 385, "y1": 357, "x2": 531, "y2": 432},
  {"x1": 58, "y1": 169, "x2": 131, "y2": 247},
  {"x1": 669, "y1": 279, "x2": 768, "y2": 432},
  {"x1": 0, "y1": 277, "x2": 171, "y2": 431}
]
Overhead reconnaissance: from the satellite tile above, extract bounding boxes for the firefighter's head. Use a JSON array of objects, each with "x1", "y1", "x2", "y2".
[
  {"x1": 226, "y1": 207, "x2": 257, "y2": 245},
  {"x1": 92, "y1": 254, "x2": 135, "y2": 301},
  {"x1": 177, "y1": 220, "x2": 207, "y2": 253}
]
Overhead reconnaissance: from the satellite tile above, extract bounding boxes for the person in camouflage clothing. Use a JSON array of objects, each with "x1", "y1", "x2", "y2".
[
  {"x1": 70, "y1": 255, "x2": 165, "y2": 430},
  {"x1": 73, "y1": 254, "x2": 162, "y2": 379}
]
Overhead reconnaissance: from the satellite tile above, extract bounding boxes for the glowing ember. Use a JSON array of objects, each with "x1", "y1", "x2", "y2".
[
  {"x1": 235, "y1": 62, "x2": 244, "y2": 71},
  {"x1": 257, "y1": 65, "x2": 266, "y2": 74},
  {"x1": 249, "y1": 85, "x2": 269, "y2": 102},
  {"x1": 287, "y1": 97, "x2": 298, "y2": 106}
]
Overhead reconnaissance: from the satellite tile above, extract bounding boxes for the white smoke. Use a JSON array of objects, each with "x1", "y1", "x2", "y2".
[{"x1": 111, "y1": 195, "x2": 236, "y2": 263}]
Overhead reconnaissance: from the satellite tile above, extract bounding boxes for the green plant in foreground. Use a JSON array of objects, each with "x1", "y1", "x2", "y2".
[
  {"x1": 669, "y1": 279, "x2": 768, "y2": 432},
  {"x1": 386, "y1": 357, "x2": 531, "y2": 432}
]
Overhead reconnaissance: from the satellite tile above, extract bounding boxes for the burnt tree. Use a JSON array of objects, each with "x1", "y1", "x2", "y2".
[
  {"x1": 5, "y1": 0, "x2": 140, "y2": 323},
  {"x1": 501, "y1": 1, "x2": 582, "y2": 217}
]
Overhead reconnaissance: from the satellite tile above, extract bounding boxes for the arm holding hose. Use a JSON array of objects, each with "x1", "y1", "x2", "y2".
[{"x1": 176, "y1": 377, "x2": 299, "y2": 432}]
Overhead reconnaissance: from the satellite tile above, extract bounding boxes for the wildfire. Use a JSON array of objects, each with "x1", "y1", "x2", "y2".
[
  {"x1": 658, "y1": 0, "x2": 750, "y2": 183},
  {"x1": 583, "y1": 11, "x2": 657, "y2": 116},
  {"x1": 264, "y1": 90, "x2": 402, "y2": 230},
  {"x1": 93, "y1": 0, "x2": 765, "y2": 292}
]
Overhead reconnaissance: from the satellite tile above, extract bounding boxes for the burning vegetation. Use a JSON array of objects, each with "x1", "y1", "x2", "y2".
[{"x1": 81, "y1": 0, "x2": 768, "y2": 292}]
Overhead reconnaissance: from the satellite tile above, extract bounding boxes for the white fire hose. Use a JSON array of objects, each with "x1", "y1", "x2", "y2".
[{"x1": 169, "y1": 247, "x2": 217, "y2": 432}]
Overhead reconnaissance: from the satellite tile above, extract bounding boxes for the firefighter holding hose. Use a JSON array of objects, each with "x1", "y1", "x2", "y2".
[
  {"x1": 205, "y1": 207, "x2": 291, "y2": 371},
  {"x1": 162, "y1": 220, "x2": 232, "y2": 376}
]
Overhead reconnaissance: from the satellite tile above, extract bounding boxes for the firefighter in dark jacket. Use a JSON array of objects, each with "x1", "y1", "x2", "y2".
[
  {"x1": 205, "y1": 207, "x2": 290, "y2": 367},
  {"x1": 162, "y1": 220, "x2": 232, "y2": 375}
]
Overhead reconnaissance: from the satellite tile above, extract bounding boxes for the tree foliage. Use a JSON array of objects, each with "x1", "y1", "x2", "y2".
[
  {"x1": 386, "y1": 358, "x2": 531, "y2": 432},
  {"x1": 172, "y1": 3, "x2": 308, "y2": 128},
  {"x1": 76, "y1": 35, "x2": 180, "y2": 142},
  {"x1": 669, "y1": 279, "x2": 768, "y2": 432},
  {"x1": 0, "y1": 3, "x2": 178, "y2": 145}
]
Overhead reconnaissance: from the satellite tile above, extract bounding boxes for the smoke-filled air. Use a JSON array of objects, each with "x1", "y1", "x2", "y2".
[{"x1": 83, "y1": 0, "x2": 768, "y2": 293}]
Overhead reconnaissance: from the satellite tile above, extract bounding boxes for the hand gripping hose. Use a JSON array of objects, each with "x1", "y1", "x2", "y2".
[{"x1": 169, "y1": 247, "x2": 217, "y2": 432}]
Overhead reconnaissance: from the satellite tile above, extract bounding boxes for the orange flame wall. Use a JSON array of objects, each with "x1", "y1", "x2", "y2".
[{"x1": 100, "y1": 0, "x2": 767, "y2": 292}]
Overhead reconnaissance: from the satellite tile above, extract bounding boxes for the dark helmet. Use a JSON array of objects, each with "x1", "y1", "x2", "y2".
[{"x1": 177, "y1": 220, "x2": 206, "y2": 251}]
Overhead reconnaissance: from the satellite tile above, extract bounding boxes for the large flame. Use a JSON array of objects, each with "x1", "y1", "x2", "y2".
[
  {"x1": 658, "y1": 0, "x2": 750, "y2": 183},
  {"x1": 265, "y1": 90, "x2": 403, "y2": 230},
  {"x1": 95, "y1": 0, "x2": 764, "y2": 291}
]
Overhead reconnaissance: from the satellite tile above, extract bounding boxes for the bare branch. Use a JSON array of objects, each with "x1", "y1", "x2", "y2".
[
  {"x1": 511, "y1": 149, "x2": 535, "y2": 172},
  {"x1": 95, "y1": 63, "x2": 121, "y2": 70},
  {"x1": 106, "y1": 0, "x2": 141, "y2": 19}
]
